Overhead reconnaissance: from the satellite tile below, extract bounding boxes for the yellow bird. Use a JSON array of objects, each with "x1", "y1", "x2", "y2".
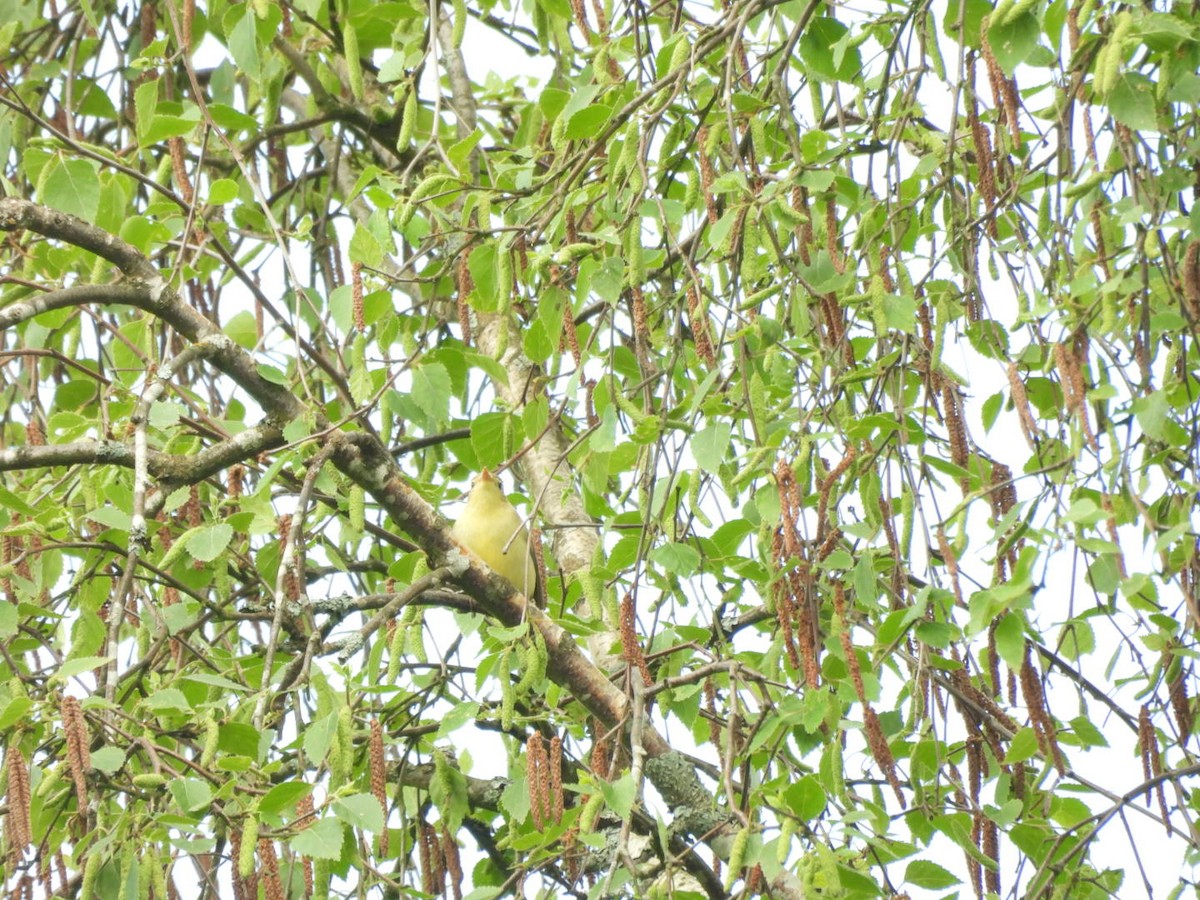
[{"x1": 452, "y1": 468, "x2": 537, "y2": 600}]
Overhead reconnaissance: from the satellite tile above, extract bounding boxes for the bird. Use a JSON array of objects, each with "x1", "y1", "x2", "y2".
[{"x1": 451, "y1": 468, "x2": 538, "y2": 601}]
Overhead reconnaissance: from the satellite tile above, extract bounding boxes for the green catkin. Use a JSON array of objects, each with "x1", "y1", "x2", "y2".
[
  {"x1": 450, "y1": 0, "x2": 466, "y2": 48},
  {"x1": 497, "y1": 245, "x2": 513, "y2": 306},
  {"x1": 725, "y1": 824, "x2": 751, "y2": 890},
  {"x1": 775, "y1": 197, "x2": 807, "y2": 227},
  {"x1": 627, "y1": 224, "x2": 644, "y2": 284},
  {"x1": 617, "y1": 120, "x2": 640, "y2": 180},
  {"x1": 668, "y1": 37, "x2": 689, "y2": 74},
  {"x1": 750, "y1": 116, "x2": 767, "y2": 164},
  {"x1": 119, "y1": 840, "x2": 136, "y2": 897},
  {"x1": 1000, "y1": 0, "x2": 1039, "y2": 26},
  {"x1": 238, "y1": 814, "x2": 259, "y2": 879},
  {"x1": 397, "y1": 88, "x2": 418, "y2": 151},
  {"x1": 80, "y1": 851, "x2": 102, "y2": 898},
  {"x1": 337, "y1": 706, "x2": 354, "y2": 783},
  {"x1": 201, "y1": 713, "x2": 219, "y2": 768},
  {"x1": 387, "y1": 617, "x2": 406, "y2": 681},
  {"x1": 142, "y1": 847, "x2": 160, "y2": 900},
  {"x1": 550, "y1": 110, "x2": 569, "y2": 150},
  {"x1": 579, "y1": 792, "x2": 604, "y2": 831},
  {"x1": 404, "y1": 608, "x2": 426, "y2": 663},
  {"x1": 1100, "y1": 290, "x2": 1117, "y2": 335},
  {"x1": 924, "y1": 11, "x2": 946, "y2": 80},
  {"x1": 988, "y1": 0, "x2": 1015, "y2": 27},
  {"x1": 931, "y1": 299, "x2": 947, "y2": 374},
  {"x1": 900, "y1": 491, "x2": 914, "y2": 561},
  {"x1": 151, "y1": 848, "x2": 168, "y2": 900},
  {"x1": 433, "y1": 749, "x2": 454, "y2": 800},
  {"x1": 688, "y1": 475, "x2": 712, "y2": 528},
  {"x1": 499, "y1": 647, "x2": 515, "y2": 729},
  {"x1": 684, "y1": 167, "x2": 701, "y2": 210},
  {"x1": 778, "y1": 817, "x2": 797, "y2": 865},
  {"x1": 344, "y1": 23, "x2": 363, "y2": 100},
  {"x1": 601, "y1": 587, "x2": 620, "y2": 630},
  {"x1": 313, "y1": 858, "x2": 331, "y2": 899},
  {"x1": 35, "y1": 763, "x2": 64, "y2": 799},
  {"x1": 349, "y1": 485, "x2": 365, "y2": 534},
  {"x1": 868, "y1": 274, "x2": 888, "y2": 335}
]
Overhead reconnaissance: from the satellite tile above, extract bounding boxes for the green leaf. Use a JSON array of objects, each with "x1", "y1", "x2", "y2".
[
  {"x1": 1108, "y1": 74, "x2": 1159, "y2": 131},
  {"x1": 260, "y1": 781, "x2": 314, "y2": 818},
  {"x1": 51, "y1": 656, "x2": 113, "y2": 682},
  {"x1": 599, "y1": 772, "x2": 636, "y2": 818},
  {"x1": 566, "y1": 105, "x2": 612, "y2": 139},
  {"x1": 304, "y1": 713, "x2": 339, "y2": 763},
  {"x1": 782, "y1": 775, "x2": 827, "y2": 820},
  {"x1": 904, "y1": 860, "x2": 959, "y2": 890},
  {"x1": 1005, "y1": 726, "x2": 1040, "y2": 764},
  {"x1": 650, "y1": 541, "x2": 701, "y2": 577},
  {"x1": 40, "y1": 158, "x2": 101, "y2": 222},
  {"x1": 0, "y1": 695, "x2": 33, "y2": 731},
  {"x1": 992, "y1": 612, "x2": 1025, "y2": 670},
  {"x1": 693, "y1": 422, "x2": 731, "y2": 473},
  {"x1": 187, "y1": 524, "x2": 233, "y2": 563},
  {"x1": 290, "y1": 818, "x2": 345, "y2": 859},
  {"x1": 986, "y1": 13, "x2": 1040, "y2": 74},
  {"x1": 90, "y1": 746, "x2": 126, "y2": 775},
  {"x1": 0, "y1": 603, "x2": 16, "y2": 639},
  {"x1": 169, "y1": 777, "x2": 214, "y2": 812},
  {"x1": 350, "y1": 223, "x2": 383, "y2": 268},
  {"x1": 225, "y1": 5, "x2": 261, "y2": 81},
  {"x1": 142, "y1": 688, "x2": 192, "y2": 712},
  {"x1": 799, "y1": 17, "x2": 862, "y2": 83},
  {"x1": 333, "y1": 793, "x2": 385, "y2": 833}
]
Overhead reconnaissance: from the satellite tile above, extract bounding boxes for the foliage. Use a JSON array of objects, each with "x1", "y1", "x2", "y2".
[{"x1": 1, "y1": 0, "x2": 1199, "y2": 897}]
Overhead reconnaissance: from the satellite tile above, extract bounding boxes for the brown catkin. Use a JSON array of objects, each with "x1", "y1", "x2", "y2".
[
  {"x1": 5, "y1": 746, "x2": 32, "y2": 856},
  {"x1": 686, "y1": 283, "x2": 716, "y2": 368},
  {"x1": 442, "y1": 825, "x2": 463, "y2": 900},
  {"x1": 182, "y1": 0, "x2": 194, "y2": 49},
  {"x1": 61, "y1": 695, "x2": 91, "y2": 809},
  {"x1": 1006, "y1": 361, "x2": 1039, "y2": 447},
  {"x1": 258, "y1": 839, "x2": 284, "y2": 900},
  {"x1": 228, "y1": 464, "x2": 245, "y2": 500},
  {"x1": 590, "y1": 724, "x2": 613, "y2": 781},
  {"x1": 834, "y1": 582, "x2": 865, "y2": 704},
  {"x1": 862, "y1": 704, "x2": 905, "y2": 806},
  {"x1": 369, "y1": 719, "x2": 388, "y2": 857},
  {"x1": 549, "y1": 735, "x2": 564, "y2": 824},
  {"x1": 527, "y1": 734, "x2": 548, "y2": 830},
  {"x1": 1139, "y1": 706, "x2": 1171, "y2": 831},
  {"x1": 825, "y1": 198, "x2": 844, "y2": 274},
  {"x1": 562, "y1": 301, "x2": 582, "y2": 367},
  {"x1": 296, "y1": 793, "x2": 315, "y2": 895},
  {"x1": 704, "y1": 679, "x2": 721, "y2": 748},
  {"x1": 619, "y1": 592, "x2": 653, "y2": 687},
  {"x1": 942, "y1": 384, "x2": 970, "y2": 493},
  {"x1": 169, "y1": 136, "x2": 194, "y2": 205},
  {"x1": 1169, "y1": 664, "x2": 1192, "y2": 745},
  {"x1": 1182, "y1": 240, "x2": 1200, "y2": 321},
  {"x1": 228, "y1": 828, "x2": 251, "y2": 900},
  {"x1": 697, "y1": 127, "x2": 719, "y2": 225},
  {"x1": 351, "y1": 261, "x2": 365, "y2": 331},
  {"x1": 568, "y1": 0, "x2": 591, "y2": 38},
  {"x1": 966, "y1": 56, "x2": 998, "y2": 238},
  {"x1": 631, "y1": 285, "x2": 650, "y2": 350},
  {"x1": 1020, "y1": 642, "x2": 1065, "y2": 773},
  {"x1": 456, "y1": 251, "x2": 473, "y2": 346}
]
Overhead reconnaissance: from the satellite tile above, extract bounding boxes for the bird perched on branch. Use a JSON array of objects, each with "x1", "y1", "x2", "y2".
[{"x1": 452, "y1": 468, "x2": 538, "y2": 602}]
